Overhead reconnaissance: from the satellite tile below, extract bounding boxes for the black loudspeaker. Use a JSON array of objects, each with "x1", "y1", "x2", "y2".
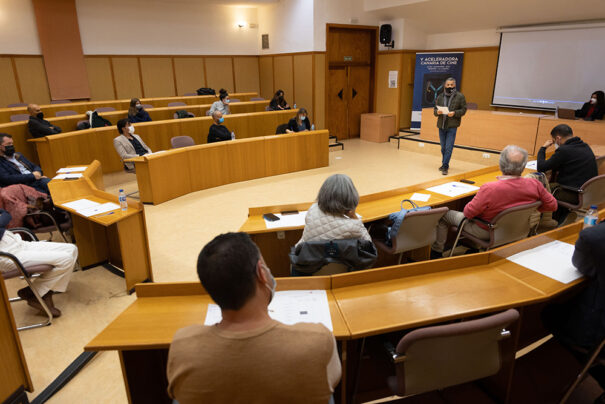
[{"x1": 380, "y1": 24, "x2": 394, "y2": 48}]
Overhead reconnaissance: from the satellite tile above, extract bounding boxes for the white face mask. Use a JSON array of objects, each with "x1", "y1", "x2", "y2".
[
  {"x1": 128, "y1": 125, "x2": 135, "y2": 134},
  {"x1": 590, "y1": 98, "x2": 597, "y2": 104},
  {"x1": 299, "y1": 115, "x2": 306, "y2": 121},
  {"x1": 554, "y1": 143, "x2": 559, "y2": 150},
  {"x1": 135, "y1": 104, "x2": 142, "y2": 110},
  {"x1": 224, "y1": 99, "x2": 230, "y2": 104},
  {"x1": 262, "y1": 264, "x2": 276, "y2": 303}
]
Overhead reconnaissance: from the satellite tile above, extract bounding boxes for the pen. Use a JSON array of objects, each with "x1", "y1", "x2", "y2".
[{"x1": 96, "y1": 211, "x2": 115, "y2": 217}]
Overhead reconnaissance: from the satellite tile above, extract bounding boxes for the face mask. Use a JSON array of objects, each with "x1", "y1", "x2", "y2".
[
  {"x1": 36, "y1": 112, "x2": 44, "y2": 119},
  {"x1": 135, "y1": 104, "x2": 142, "y2": 110},
  {"x1": 445, "y1": 87, "x2": 455, "y2": 95},
  {"x1": 224, "y1": 99, "x2": 230, "y2": 104},
  {"x1": 128, "y1": 125, "x2": 135, "y2": 134},
  {"x1": 299, "y1": 116, "x2": 306, "y2": 121},
  {"x1": 590, "y1": 98, "x2": 597, "y2": 104},
  {"x1": 554, "y1": 143, "x2": 559, "y2": 150},
  {"x1": 4, "y1": 145, "x2": 15, "y2": 157},
  {"x1": 262, "y1": 265, "x2": 276, "y2": 303},
  {"x1": 218, "y1": 117, "x2": 224, "y2": 124}
]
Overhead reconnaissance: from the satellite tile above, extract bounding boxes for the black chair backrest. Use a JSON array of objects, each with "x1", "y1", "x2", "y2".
[{"x1": 275, "y1": 123, "x2": 289, "y2": 134}]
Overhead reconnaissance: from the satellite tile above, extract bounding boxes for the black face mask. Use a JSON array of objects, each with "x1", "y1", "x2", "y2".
[
  {"x1": 4, "y1": 145, "x2": 15, "y2": 157},
  {"x1": 36, "y1": 112, "x2": 44, "y2": 119},
  {"x1": 445, "y1": 87, "x2": 455, "y2": 95}
]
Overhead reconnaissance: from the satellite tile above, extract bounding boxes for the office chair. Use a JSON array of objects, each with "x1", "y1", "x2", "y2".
[
  {"x1": 168, "y1": 102, "x2": 187, "y2": 107},
  {"x1": 250, "y1": 97, "x2": 264, "y2": 101},
  {"x1": 95, "y1": 107, "x2": 116, "y2": 113},
  {"x1": 55, "y1": 110, "x2": 78, "y2": 117},
  {"x1": 0, "y1": 228, "x2": 55, "y2": 330},
  {"x1": 183, "y1": 92, "x2": 196, "y2": 96},
  {"x1": 229, "y1": 98, "x2": 241, "y2": 103},
  {"x1": 289, "y1": 239, "x2": 377, "y2": 276},
  {"x1": 384, "y1": 309, "x2": 519, "y2": 398},
  {"x1": 374, "y1": 206, "x2": 448, "y2": 264},
  {"x1": 449, "y1": 201, "x2": 542, "y2": 256},
  {"x1": 275, "y1": 123, "x2": 289, "y2": 134},
  {"x1": 10, "y1": 114, "x2": 29, "y2": 122},
  {"x1": 170, "y1": 136, "x2": 195, "y2": 149},
  {"x1": 554, "y1": 174, "x2": 605, "y2": 213},
  {"x1": 7, "y1": 103, "x2": 27, "y2": 108},
  {"x1": 560, "y1": 336, "x2": 605, "y2": 403},
  {"x1": 140, "y1": 104, "x2": 154, "y2": 110},
  {"x1": 50, "y1": 100, "x2": 71, "y2": 104}
]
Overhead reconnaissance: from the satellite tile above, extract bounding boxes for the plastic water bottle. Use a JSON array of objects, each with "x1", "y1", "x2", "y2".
[
  {"x1": 311, "y1": 124, "x2": 315, "y2": 131},
  {"x1": 583, "y1": 205, "x2": 598, "y2": 229},
  {"x1": 119, "y1": 189, "x2": 128, "y2": 212},
  {"x1": 293, "y1": 103, "x2": 297, "y2": 109},
  {"x1": 231, "y1": 131, "x2": 235, "y2": 140}
]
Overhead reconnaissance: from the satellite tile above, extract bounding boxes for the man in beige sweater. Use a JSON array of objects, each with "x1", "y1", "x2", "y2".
[{"x1": 167, "y1": 232, "x2": 341, "y2": 404}]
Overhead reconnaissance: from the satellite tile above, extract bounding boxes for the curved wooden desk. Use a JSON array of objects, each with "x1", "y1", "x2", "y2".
[
  {"x1": 48, "y1": 161, "x2": 153, "y2": 291},
  {"x1": 29, "y1": 109, "x2": 301, "y2": 175},
  {"x1": 126, "y1": 130, "x2": 330, "y2": 205},
  {"x1": 85, "y1": 218, "x2": 595, "y2": 404},
  {"x1": 0, "y1": 92, "x2": 258, "y2": 124}
]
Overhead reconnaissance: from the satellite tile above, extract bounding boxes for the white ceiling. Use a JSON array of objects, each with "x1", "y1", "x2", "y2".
[{"x1": 365, "y1": 0, "x2": 605, "y2": 34}]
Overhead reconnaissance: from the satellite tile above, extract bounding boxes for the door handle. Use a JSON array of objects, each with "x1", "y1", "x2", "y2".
[
  {"x1": 337, "y1": 89, "x2": 343, "y2": 100},
  {"x1": 352, "y1": 88, "x2": 357, "y2": 99}
]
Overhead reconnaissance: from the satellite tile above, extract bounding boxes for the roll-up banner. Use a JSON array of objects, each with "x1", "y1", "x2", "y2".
[{"x1": 410, "y1": 52, "x2": 464, "y2": 131}]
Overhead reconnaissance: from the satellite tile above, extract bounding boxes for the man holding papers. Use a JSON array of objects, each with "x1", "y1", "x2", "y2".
[
  {"x1": 431, "y1": 145, "x2": 557, "y2": 257},
  {"x1": 167, "y1": 232, "x2": 341, "y2": 404},
  {"x1": 433, "y1": 77, "x2": 467, "y2": 175}
]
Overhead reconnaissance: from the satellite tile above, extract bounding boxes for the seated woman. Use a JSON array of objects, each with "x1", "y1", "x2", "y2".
[
  {"x1": 128, "y1": 98, "x2": 152, "y2": 123},
  {"x1": 286, "y1": 108, "x2": 312, "y2": 133},
  {"x1": 297, "y1": 174, "x2": 371, "y2": 246},
  {"x1": 575, "y1": 90, "x2": 604, "y2": 121},
  {"x1": 269, "y1": 89, "x2": 290, "y2": 110},
  {"x1": 209, "y1": 89, "x2": 230, "y2": 115},
  {"x1": 113, "y1": 119, "x2": 152, "y2": 171}
]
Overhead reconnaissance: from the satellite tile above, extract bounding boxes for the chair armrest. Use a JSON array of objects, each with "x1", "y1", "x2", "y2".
[
  {"x1": 10, "y1": 227, "x2": 39, "y2": 241},
  {"x1": 384, "y1": 341, "x2": 407, "y2": 364},
  {"x1": 468, "y1": 217, "x2": 493, "y2": 228},
  {"x1": 556, "y1": 184, "x2": 582, "y2": 194}
]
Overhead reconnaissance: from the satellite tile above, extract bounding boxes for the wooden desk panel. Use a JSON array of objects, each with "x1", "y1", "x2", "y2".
[
  {"x1": 131, "y1": 131, "x2": 329, "y2": 205},
  {"x1": 0, "y1": 92, "x2": 258, "y2": 123},
  {"x1": 535, "y1": 117, "x2": 605, "y2": 155},
  {"x1": 30, "y1": 109, "x2": 299, "y2": 175},
  {"x1": 420, "y1": 108, "x2": 545, "y2": 153}
]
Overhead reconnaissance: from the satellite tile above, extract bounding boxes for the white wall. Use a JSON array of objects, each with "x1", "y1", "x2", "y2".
[
  {"x1": 0, "y1": 0, "x2": 40, "y2": 54},
  {"x1": 76, "y1": 0, "x2": 259, "y2": 54},
  {"x1": 425, "y1": 29, "x2": 500, "y2": 50},
  {"x1": 402, "y1": 20, "x2": 427, "y2": 49},
  {"x1": 257, "y1": 0, "x2": 314, "y2": 54}
]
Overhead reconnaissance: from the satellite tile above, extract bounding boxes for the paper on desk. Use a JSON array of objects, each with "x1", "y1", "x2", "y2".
[
  {"x1": 506, "y1": 240, "x2": 582, "y2": 284},
  {"x1": 410, "y1": 193, "x2": 431, "y2": 202},
  {"x1": 426, "y1": 182, "x2": 479, "y2": 197},
  {"x1": 77, "y1": 202, "x2": 120, "y2": 217},
  {"x1": 61, "y1": 198, "x2": 100, "y2": 211},
  {"x1": 53, "y1": 173, "x2": 83, "y2": 180},
  {"x1": 264, "y1": 211, "x2": 308, "y2": 229},
  {"x1": 56, "y1": 166, "x2": 87, "y2": 173},
  {"x1": 437, "y1": 106, "x2": 450, "y2": 114},
  {"x1": 205, "y1": 290, "x2": 333, "y2": 331},
  {"x1": 526, "y1": 160, "x2": 538, "y2": 170}
]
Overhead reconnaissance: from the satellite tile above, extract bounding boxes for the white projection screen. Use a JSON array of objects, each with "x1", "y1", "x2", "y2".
[{"x1": 492, "y1": 25, "x2": 605, "y2": 110}]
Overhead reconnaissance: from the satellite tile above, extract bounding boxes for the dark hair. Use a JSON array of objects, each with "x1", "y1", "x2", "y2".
[
  {"x1": 128, "y1": 98, "x2": 141, "y2": 117},
  {"x1": 117, "y1": 118, "x2": 129, "y2": 135},
  {"x1": 593, "y1": 91, "x2": 605, "y2": 109},
  {"x1": 551, "y1": 123, "x2": 573, "y2": 138},
  {"x1": 219, "y1": 91, "x2": 229, "y2": 101},
  {"x1": 274, "y1": 89, "x2": 284, "y2": 99},
  {"x1": 0, "y1": 133, "x2": 13, "y2": 143},
  {"x1": 197, "y1": 232, "x2": 260, "y2": 311}
]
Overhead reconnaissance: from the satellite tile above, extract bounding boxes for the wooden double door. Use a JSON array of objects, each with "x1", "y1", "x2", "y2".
[{"x1": 327, "y1": 65, "x2": 372, "y2": 139}]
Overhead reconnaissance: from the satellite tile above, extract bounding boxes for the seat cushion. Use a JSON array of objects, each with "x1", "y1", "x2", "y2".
[{"x1": 1, "y1": 264, "x2": 53, "y2": 279}]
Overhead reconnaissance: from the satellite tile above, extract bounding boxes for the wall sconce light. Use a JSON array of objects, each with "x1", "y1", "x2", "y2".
[{"x1": 236, "y1": 21, "x2": 247, "y2": 29}]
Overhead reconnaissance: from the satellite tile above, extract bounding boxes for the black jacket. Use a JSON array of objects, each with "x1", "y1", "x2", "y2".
[
  {"x1": 433, "y1": 91, "x2": 467, "y2": 129},
  {"x1": 575, "y1": 102, "x2": 604, "y2": 121},
  {"x1": 537, "y1": 137, "x2": 597, "y2": 189},
  {"x1": 0, "y1": 153, "x2": 41, "y2": 186},
  {"x1": 28, "y1": 116, "x2": 62, "y2": 138},
  {"x1": 289, "y1": 239, "x2": 377, "y2": 275},
  {"x1": 128, "y1": 110, "x2": 152, "y2": 123},
  {"x1": 207, "y1": 124, "x2": 232, "y2": 143},
  {"x1": 287, "y1": 117, "x2": 311, "y2": 132}
]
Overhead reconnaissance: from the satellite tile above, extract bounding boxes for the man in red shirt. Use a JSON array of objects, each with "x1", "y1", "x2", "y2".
[{"x1": 432, "y1": 145, "x2": 558, "y2": 256}]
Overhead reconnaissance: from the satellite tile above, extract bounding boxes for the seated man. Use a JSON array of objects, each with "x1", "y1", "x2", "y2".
[
  {"x1": 0, "y1": 209, "x2": 77, "y2": 317},
  {"x1": 27, "y1": 104, "x2": 62, "y2": 138},
  {"x1": 542, "y1": 220, "x2": 605, "y2": 402},
  {"x1": 167, "y1": 232, "x2": 341, "y2": 403},
  {"x1": 207, "y1": 111, "x2": 233, "y2": 143},
  {"x1": 537, "y1": 124, "x2": 597, "y2": 201},
  {"x1": 113, "y1": 119, "x2": 152, "y2": 171},
  {"x1": 0, "y1": 133, "x2": 50, "y2": 195},
  {"x1": 432, "y1": 145, "x2": 557, "y2": 256}
]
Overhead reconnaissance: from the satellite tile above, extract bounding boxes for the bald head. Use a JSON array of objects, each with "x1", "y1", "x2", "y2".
[
  {"x1": 499, "y1": 145, "x2": 528, "y2": 176},
  {"x1": 212, "y1": 110, "x2": 223, "y2": 124},
  {"x1": 28, "y1": 104, "x2": 41, "y2": 116}
]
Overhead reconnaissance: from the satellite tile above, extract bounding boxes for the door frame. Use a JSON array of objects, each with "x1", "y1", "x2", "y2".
[{"x1": 325, "y1": 23, "x2": 378, "y2": 138}]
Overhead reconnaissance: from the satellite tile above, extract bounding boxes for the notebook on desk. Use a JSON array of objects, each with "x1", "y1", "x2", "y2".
[{"x1": 557, "y1": 108, "x2": 576, "y2": 120}]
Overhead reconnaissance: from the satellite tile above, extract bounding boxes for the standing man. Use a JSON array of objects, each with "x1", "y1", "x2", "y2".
[{"x1": 433, "y1": 78, "x2": 467, "y2": 175}]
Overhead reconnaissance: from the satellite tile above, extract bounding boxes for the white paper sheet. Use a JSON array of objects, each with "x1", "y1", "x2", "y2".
[
  {"x1": 204, "y1": 290, "x2": 333, "y2": 331},
  {"x1": 77, "y1": 202, "x2": 120, "y2": 217},
  {"x1": 264, "y1": 211, "x2": 308, "y2": 229},
  {"x1": 437, "y1": 106, "x2": 450, "y2": 114},
  {"x1": 525, "y1": 160, "x2": 538, "y2": 170},
  {"x1": 506, "y1": 240, "x2": 583, "y2": 284},
  {"x1": 410, "y1": 193, "x2": 431, "y2": 202},
  {"x1": 61, "y1": 198, "x2": 100, "y2": 211},
  {"x1": 388, "y1": 70, "x2": 398, "y2": 88},
  {"x1": 56, "y1": 166, "x2": 87, "y2": 173},
  {"x1": 53, "y1": 173, "x2": 83, "y2": 180},
  {"x1": 426, "y1": 182, "x2": 479, "y2": 197}
]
